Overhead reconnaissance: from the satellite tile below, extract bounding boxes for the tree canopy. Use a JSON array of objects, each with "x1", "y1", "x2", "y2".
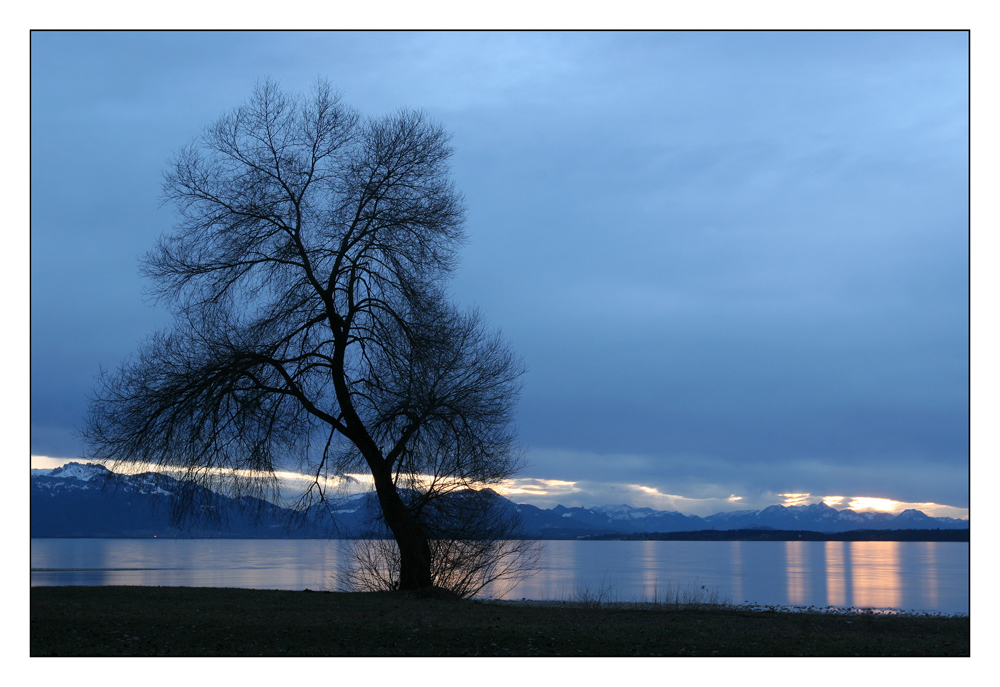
[{"x1": 84, "y1": 79, "x2": 534, "y2": 593}]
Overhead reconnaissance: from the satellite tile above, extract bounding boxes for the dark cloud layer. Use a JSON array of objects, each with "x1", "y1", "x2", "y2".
[{"x1": 31, "y1": 31, "x2": 968, "y2": 511}]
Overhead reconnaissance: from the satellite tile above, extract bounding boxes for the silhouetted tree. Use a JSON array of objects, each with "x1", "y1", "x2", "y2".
[
  {"x1": 84, "y1": 79, "x2": 531, "y2": 592},
  {"x1": 342, "y1": 488, "x2": 540, "y2": 598}
]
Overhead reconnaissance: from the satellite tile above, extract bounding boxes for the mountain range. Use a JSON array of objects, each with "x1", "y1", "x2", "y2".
[
  {"x1": 31, "y1": 462, "x2": 969, "y2": 539},
  {"x1": 516, "y1": 501, "x2": 969, "y2": 538}
]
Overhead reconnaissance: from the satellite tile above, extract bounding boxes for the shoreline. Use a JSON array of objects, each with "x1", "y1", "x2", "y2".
[{"x1": 29, "y1": 527, "x2": 970, "y2": 542}]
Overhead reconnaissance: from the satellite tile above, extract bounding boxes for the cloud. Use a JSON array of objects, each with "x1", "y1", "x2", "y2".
[
  {"x1": 30, "y1": 32, "x2": 968, "y2": 516},
  {"x1": 500, "y1": 476, "x2": 969, "y2": 520},
  {"x1": 31, "y1": 454, "x2": 968, "y2": 521},
  {"x1": 519, "y1": 446, "x2": 969, "y2": 512}
]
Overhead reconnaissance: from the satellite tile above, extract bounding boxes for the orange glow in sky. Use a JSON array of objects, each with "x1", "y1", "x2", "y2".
[
  {"x1": 847, "y1": 497, "x2": 901, "y2": 512},
  {"x1": 780, "y1": 493, "x2": 812, "y2": 506},
  {"x1": 498, "y1": 479, "x2": 577, "y2": 496},
  {"x1": 30, "y1": 456, "x2": 968, "y2": 519}
]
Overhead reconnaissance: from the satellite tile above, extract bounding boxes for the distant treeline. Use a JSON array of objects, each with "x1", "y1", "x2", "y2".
[{"x1": 581, "y1": 529, "x2": 969, "y2": 542}]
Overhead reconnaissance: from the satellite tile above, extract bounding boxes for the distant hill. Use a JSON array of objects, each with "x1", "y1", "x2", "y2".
[
  {"x1": 30, "y1": 463, "x2": 350, "y2": 538},
  {"x1": 31, "y1": 462, "x2": 969, "y2": 539},
  {"x1": 516, "y1": 501, "x2": 968, "y2": 538}
]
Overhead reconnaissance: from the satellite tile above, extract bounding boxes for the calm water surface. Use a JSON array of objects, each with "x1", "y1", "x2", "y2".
[{"x1": 30, "y1": 538, "x2": 969, "y2": 614}]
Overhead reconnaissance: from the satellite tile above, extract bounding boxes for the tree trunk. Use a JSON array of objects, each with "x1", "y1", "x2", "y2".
[
  {"x1": 393, "y1": 517, "x2": 434, "y2": 591},
  {"x1": 371, "y1": 472, "x2": 433, "y2": 590}
]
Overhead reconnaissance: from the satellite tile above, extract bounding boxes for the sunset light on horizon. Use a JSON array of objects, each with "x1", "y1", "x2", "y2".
[{"x1": 32, "y1": 454, "x2": 968, "y2": 521}]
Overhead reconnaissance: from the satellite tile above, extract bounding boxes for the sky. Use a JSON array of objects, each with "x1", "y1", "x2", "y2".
[{"x1": 30, "y1": 31, "x2": 970, "y2": 518}]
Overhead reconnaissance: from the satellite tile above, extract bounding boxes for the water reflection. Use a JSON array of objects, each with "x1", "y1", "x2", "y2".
[
  {"x1": 31, "y1": 538, "x2": 969, "y2": 614},
  {"x1": 640, "y1": 540, "x2": 659, "y2": 596},
  {"x1": 728, "y1": 541, "x2": 743, "y2": 605},
  {"x1": 775, "y1": 541, "x2": 910, "y2": 611},
  {"x1": 504, "y1": 540, "x2": 967, "y2": 613},
  {"x1": 850, "y1": 541, "x2": 902, "y2": 611},
  {"x1": 825, "y1": 541, "x2": 846, "y2": 608},
  {"x1": 785, "y1": 541, "x2": 807, "y2": 606},
  {"x1": 920, "y1": 541, "x2": 940, "y2": 609},
  {"x1": 31, "y1": 539, "x2": 347, "y2": 591}
]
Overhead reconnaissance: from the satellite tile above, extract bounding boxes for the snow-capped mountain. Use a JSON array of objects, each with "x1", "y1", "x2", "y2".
[
  {"x1": 31, "y1": 462, "x2": 969, "y2": 538},
  {"x1": 35, "y1": 462, "x2": 106, "y2": 481},
  {"x1": 31, "y1": 462, "x2": 338, "y2": 538},
  {"x1": 516, "y1": 500, "x2": 968, "y2": 538},
  {"x1": 30, "y1": 462, "x2": 508, "y2": 539}
]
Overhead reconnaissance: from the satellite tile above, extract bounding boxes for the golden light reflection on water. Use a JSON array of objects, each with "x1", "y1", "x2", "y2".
[
  {"x1": 782, "y1": 541, "x2": 909, "y2": 610},
  {"x1": 457, "y1": 540, "x2": 964, "y2": 612},
  {"x1": 825, "y1": 541, "x2": 847, "y2": 608},
  {"x1": 850, "y1": 541, "x2": 902, "y2": 610},
  {"x1": 785, "y1": 542, "x2": 808, "y2": 606},
  {"x1": 919, "y1": 542, "x2": 939, "y2": 608}
]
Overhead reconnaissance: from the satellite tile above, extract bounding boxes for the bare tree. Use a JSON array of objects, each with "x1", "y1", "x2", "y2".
[
  {"x1": 341, "y1": 487, "x2": 540, "y2": 598},
  {"x1": 84, "y1": 79, "x2": 531, "y2": 592}
]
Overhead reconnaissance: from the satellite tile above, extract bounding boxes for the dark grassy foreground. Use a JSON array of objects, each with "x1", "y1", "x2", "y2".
[{"x1": 31, "y1": 586, "x2": 968, "y2": 657}]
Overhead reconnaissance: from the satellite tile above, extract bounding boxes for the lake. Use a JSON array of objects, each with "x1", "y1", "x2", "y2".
[{"x1": 30, "y1": 538, "x2": 969, "y2": 614}]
